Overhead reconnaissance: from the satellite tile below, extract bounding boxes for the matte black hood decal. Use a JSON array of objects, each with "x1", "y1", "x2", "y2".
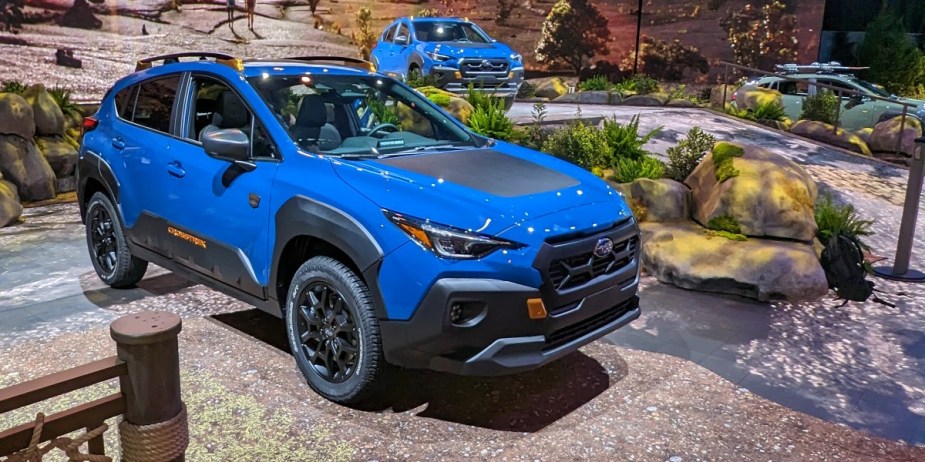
[{"x1": 375, "y1": 149, "x2": 580, "y2": 198}]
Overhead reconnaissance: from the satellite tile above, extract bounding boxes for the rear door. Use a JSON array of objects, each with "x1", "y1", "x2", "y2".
[
  {"x1": 373, "y1": 24, "x2": 398, "y2": 75},
  {"x1": 776, "y1": 79, "x2": 809, "y2": 122},
  {"x1": 394, "y1": 20, "x2": 416, "y2": 77},
  {"x1": 160, "y1": 73, "x2": 280, "y2": 297},
  {"x1": 817, "y1": 78, "x2": 874, "y2": 130}
]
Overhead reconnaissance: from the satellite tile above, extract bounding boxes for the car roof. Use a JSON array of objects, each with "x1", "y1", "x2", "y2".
[
  {"x1": 761, "y1": 73, "x2": 855, "y2": 81},
  {"x1": 405, "y1": 16, "x2": 470, "y2": 23}
]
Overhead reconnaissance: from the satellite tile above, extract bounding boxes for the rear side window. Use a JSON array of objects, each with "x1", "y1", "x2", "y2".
[
  {"x1": 132, "y1": 76, "x2": 181, "y2": 134},
  {"x1": 114, "y1": 86, "x2": 135, "y2": 120},
  {"x1": 383, "y1": 24, "x2": 396, "y2": 42}
]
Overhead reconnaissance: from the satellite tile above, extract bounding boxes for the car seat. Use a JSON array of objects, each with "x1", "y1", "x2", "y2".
[
  {"x1": 199, "y1": 91, "x2": 251, "y2": 143},
  {"x1": 291, "y1": 94, "x2": 343, "y2": 151}
]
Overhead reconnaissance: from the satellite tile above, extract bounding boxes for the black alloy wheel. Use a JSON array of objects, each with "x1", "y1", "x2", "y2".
[
  {"x1": 89, "y1": 205, "x2": 118, "y2": 276},
  {"x1": 296, "y1": 281, "x2": 361, "y2": 383}
]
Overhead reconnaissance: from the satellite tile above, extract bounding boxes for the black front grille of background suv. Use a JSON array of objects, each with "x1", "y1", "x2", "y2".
[
  {"x1": 548, "y1": 236, "x2": 637, "y2": 292},
  {"x1": 460, "y1": 58, "x2": 509, "y2": 77}
]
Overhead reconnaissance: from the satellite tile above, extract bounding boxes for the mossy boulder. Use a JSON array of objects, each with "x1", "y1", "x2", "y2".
[
  {"x1": 414, "y1": 86, "x2": 474, "y2": 124},
  {"x1": 534, "y1": 77, "x2": 569, "y2": 99},
  {"x1": 621, "y1": 93, "x2": 668, "y2": 107},
  {"x1": 0, "y1": 176, "x2": 23, "y2": 227},
  {"x1": 666, "y1": 98, "x2": 697, "y2": 107},
  {"x1": 554, "y1": 91, "x2": 621, "y2": 105},
  {"x1": 855, "y1": 127, "x2": 874, "y2": 145},
  {"x1": 0, "y1": 93, "x2": 36, "y2": 139},
  {"x1": 23, "y1": 84, "x2": 66, "y2": 136},
  {"x1": 0, "y1": 135, "x2": 56, "y2": 201},
  {"x1": 790, "y1": 120, "x2": 872, "y2": 155},
  {"x1": 640, "y1": 221, "x2": 828, "y2": 302},
  {"x1": 613, "y1": 178, "x2": 691, "y2": 222},
  {"x1": 869, "y1": 116, "x2": 923, "y2": 155},
  {"x1": 685, "y1": 142, "x2": 818, "y2": 242},
  {"x1": 36, "y1": 135, "x2": 78, "y2": 177},
  {"x1": 709, "y1": 84, "x2": 737, "y2": 109},
  {"x1": 737, "y1": 87, "x2": 782, "y2": 110}
]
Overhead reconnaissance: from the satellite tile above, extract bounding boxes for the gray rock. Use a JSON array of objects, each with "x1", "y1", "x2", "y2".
[
  {"x1": 640, "y1": 222, "x2": 828, "y2": 302},
  {"x1": 37, "y1": 135, "x2": 78, "y2": 177},
  {"x1": 56, "y1": 175, "x2": 77, "y2": 193},
  {"x1": 666, "y1": 98, "x2": 697, "y2": 107},
  {"x1": 0, "y1": 135, "x2": 57, "y2": 201},
  {"x1": 790, "y1": 120, "x2": 872, "y2": 156},
  {"x1": 0, "y1": 178, "x2": 23, "y2": 227},
  {"x1": 23, "y1": 84, "x2": 66, "y2": 136},
  {"x1": 685, "y1": 142, "x2": 818, "y2": 242},
  {"x1": 534, "y1": 77, "x2": 570, "y2": 99},
  {"x1": 554, "y1": 91, "x2": 620, "y2": 105},
  {"x1": 869, "y1": 116, "x2": 923, "y2": 155},
  {"x1": 0, "y1": 93, "x2": 36, "y2": 139},
  {"x1": 621, "y1": 94, "x2": 667, "y2": 106},
  {"x1": 625, "y1": 178, "x2": 691, "y2": 222},
  {"x1": 709, "y1": 84, "x2": 737, "y2": 109}
]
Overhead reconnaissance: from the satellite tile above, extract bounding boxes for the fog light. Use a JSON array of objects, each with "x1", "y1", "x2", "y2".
[
  {"x1": 450, "y1": 303, "x2": 464, "y2": 324},
  {"x1": 449, "y1": 301, "x2": 485, "y2": 326}
]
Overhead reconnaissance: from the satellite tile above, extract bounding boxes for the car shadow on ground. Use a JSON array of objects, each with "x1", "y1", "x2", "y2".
[
  {"x1": 211, "y1": 308, "x2": 618, "y2": 432},
  {"x1": 79, "y1": 270, "x2": 197, "y2": 309}
]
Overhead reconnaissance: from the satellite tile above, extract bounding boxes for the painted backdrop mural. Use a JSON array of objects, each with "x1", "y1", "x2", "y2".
[{"x1": 0, "y1": 0, "x2": 825, "y2": 100}]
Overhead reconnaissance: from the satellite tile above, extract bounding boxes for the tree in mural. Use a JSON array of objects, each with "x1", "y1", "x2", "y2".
[
  {"x1": 309, "y1": 0, "x2": 321, "y2": 15},
  {"x1": 627, "y1": 36, "x2": 709, "y2": 81},
  {"x1": 496, "y1": 0, "x2": 515, "y2": 25},
  {"x1": 0, "y1": 0, "x2": 25, "y2": 32},
  {"x1": 535, "y1": 0, "x2": 610, "y2": 75},
  {"x1": 60, "y1": 0, "x2": 106, "y2": 29},
  {"x1": 857, "y1": 7, "x2": 925, "y2": 96},
  {"x1": 353, "y1": 7, "x2": 377, "y2": 60},
  {"x1": 720, "y1": 0, "x2": 799, "y2": 70}
]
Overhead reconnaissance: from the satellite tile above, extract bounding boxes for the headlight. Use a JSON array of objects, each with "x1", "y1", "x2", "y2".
[
  {"x1": 385, "y1": 211, "x2": 524, "y2": 259},
  {"x1": 510, "y1": 53, "x2": 522, "y2": 62},
  {"x1": 426, "y1": 51, "x2": 451, "y2": 62}
]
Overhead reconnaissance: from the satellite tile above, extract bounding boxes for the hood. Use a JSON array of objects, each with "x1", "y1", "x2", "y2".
[
  {"x1": 428, "y1": 42, "x2": 515, "y2": 60},
  {"x1": 330, "y1": 143, "x2": 628, "y2": 237}
]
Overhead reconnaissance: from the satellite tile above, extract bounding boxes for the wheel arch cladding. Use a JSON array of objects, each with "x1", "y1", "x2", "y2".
[
  {"x1": 77, "y1": 153, "x2": 120, "y2": 223},
  {"x1": 271, "y1": 196, "x2": 385, "y2": 314}
]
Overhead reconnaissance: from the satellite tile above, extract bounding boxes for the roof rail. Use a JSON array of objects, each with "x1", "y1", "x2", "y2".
[
  {"x1": 284, "y1": 56, "x2": 376, "y2": 72},
  {"x1": 774, "y1": 61, "x2": 869, "y2": 75},
  {"x1": 135, "y1": 52, "x2": 243, "y2": 72}
]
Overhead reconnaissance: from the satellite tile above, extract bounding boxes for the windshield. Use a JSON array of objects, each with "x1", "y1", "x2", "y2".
[
  {"x1": 412, "y1": 21, "x2": 490, "y2": 43},
  {"x1": 247, "y1": 74, "x2": 477, "y2": 156},
  {"x1": 850, "y1": 78, "x2": 892, "y2": 98}
]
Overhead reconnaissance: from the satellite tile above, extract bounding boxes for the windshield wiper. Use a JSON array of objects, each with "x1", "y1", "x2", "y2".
[{"x1": 378, "y1": 145, "x2": 464, "y2": 158}]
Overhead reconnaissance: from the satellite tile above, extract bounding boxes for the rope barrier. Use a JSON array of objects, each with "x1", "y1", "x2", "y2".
[
  {"x1": 3, "y1": 413, "x2": 112, "y2": 462},
  {"x1": 118, "y1": 404, "x2": 188, "y2": 462}
]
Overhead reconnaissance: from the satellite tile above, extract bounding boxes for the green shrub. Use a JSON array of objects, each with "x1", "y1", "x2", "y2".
[
  {"x1": 517, "y1": 81, "x2": 536, "y2": 99},
  {"x1": 541, "y1": 120, "x2": 611, "y2": 169},
  {"x1": 610, "y1": 155, "x2": 665, "y2": 183},
  {"x1": 414, "y1": 8, "x2": 441, "y2": 17},
  {"x1": 814, "y1": 193, "x2": 873, "y2": 247},
  {"x1": 613, "y1": 74, "x2": 659, "y2": 96},
  {"x1": 405, "y1": 72, "x2": 440, "y2": 89},
  {"x1": 707, "y1": 229, "x2": 747, "y2": 241},
  {"x1": 467, "y1": 98, "x2": 515, "y2": 141},
  {"x1": 579, "y1": 75, "x2": 612, "y2": 92},
  {"x1": 665, "y1": 126, "x2": 716, "y2": 181},
  {"x1": 601, "y1": 114, "x2": 661, "y2": 161},
  {"x1": 800, "y1": 89, "x2": 839, "y2": 125},
  {"x1": 522, "y1": 101, "x2": 549, "y2": 150},
  {"x1": 712, "y1": 142, "x2": 744, "y2": 182},
  {"x1": 49, "y1": 85, "x2": 82, "y2": 117},
  {"x1": 465, "y1": 85, "x2": 502, "y2": 113},
  {"x1": 750, "y1": 100, "x2": 786, "y2": 122},
  {"x1": 425, "y1": 92, "x2": 451, "y2": 107},
  {"x1": 1, "y1": 80, "x2": 26, "y2": 94},
  {"x1": 707, "y1": 213, "x2": 742, "y2": 234},
  {"x1": 724, "y1": 103, "x2": 750, "y2": 119},
  {"x1": 665, "y1": 84, "x2": 701, "y2": 103},
  {"x1": 366, "y1": 97, "x2": 400, "y2": 125}
]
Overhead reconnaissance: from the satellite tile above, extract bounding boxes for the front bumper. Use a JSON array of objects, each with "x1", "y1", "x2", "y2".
[{"x1": 430, "y1": 64, "x2": 524, "y2": 98}]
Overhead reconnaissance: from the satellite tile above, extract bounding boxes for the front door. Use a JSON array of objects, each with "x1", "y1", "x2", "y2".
[{"x1": 162, "y1": 74, "x2": 280, "y2": 297}]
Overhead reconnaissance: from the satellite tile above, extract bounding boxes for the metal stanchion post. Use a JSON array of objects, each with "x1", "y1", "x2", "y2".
[{"x1": 874, "y1": 136, "x2": 925, "y2": 282}]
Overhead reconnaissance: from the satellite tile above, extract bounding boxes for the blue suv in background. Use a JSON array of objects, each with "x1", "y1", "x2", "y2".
[
  {"x1": 371, "y1": 17, "x2": 524, "y2": 109},
  {"x1": 78, "y1": 52, "x2": 640, "y2": 405}
]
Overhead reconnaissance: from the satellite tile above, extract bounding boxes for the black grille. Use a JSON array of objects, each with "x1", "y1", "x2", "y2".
[
  {"x1": 544, "y1": 300, "x2": 635, "y2": 351},
  {"x1": 460, "y1": 58, "x2": 509, "y2": 77},
  {"x1": 548, "y1": 237, "x2": 637, "y2": 292}
]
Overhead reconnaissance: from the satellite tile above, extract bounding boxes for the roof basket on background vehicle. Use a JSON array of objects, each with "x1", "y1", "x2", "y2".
[
  {"x1": 135, "y1": 52, "x2": 243, "y2": 72},
  {"x1": 775, "y1": 61, "x2": 870, "y2": 75},
  {"x1": 284, "y1": 56, "x2": 376, "y2": 72}
]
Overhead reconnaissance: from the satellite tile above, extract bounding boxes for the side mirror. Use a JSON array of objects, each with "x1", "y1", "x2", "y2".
[
  {"x1": 202, "y1": 128, "x2": 249, "y2": 162},
  {"x1": 395, "y1": 35, "x2": 409, "y2": 45}
]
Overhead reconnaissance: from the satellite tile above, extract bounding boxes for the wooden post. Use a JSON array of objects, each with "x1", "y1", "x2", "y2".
[
  {"x1": 721, "y1": 64, "x2": 729, "y2": 109},
  {"x1": 110, "y1": 312, "x2": 185, "y2": 462}
]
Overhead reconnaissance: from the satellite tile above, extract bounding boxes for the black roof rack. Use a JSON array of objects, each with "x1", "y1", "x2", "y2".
[
  {"x1": 283, "y1": 56, "x2": 376, "y2": 71},
  {"x1": 135, "y1": 52, "x2": 243, "y2": 72},
  {"x1": 774, "y1": 61, "x2": 869, "y2": 75}
]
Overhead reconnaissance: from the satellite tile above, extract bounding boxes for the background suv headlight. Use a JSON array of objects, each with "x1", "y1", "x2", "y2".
[
  {"x1": 386, "y1": 211, "x2": 523, "y2": 259},
  {"x1": 426, "y1": 51, "x2": 451, "y2": 62},
  {"x1": 510, "y1": 53, "x2": 522, "y2": 62}
]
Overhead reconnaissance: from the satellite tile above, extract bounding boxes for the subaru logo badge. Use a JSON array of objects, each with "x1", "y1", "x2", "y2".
[
  {"x1": 593, "y1": 238, "x2": 613, "y2": 258},
  {"x1": 481, "y1": 59, "x2": 491, "y2": 67}
]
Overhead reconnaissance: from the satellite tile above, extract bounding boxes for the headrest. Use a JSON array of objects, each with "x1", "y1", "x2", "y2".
[
  {"x1": 296, "y1": 94, "x2": 328, "y2": 128},
  {"x1": 213, "y1": 91, "x2": 249, "y2": 128}
]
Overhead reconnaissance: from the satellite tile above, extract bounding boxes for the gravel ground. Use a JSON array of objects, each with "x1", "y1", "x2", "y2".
[{"x1": 2, "y1": 317, "x2": 923, "y2": 461}]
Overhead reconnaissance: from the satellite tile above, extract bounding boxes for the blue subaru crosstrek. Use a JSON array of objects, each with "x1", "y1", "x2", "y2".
[
  {"x1": 371, "y1": 16, "x2": 524, "y2": 109},
  {"x1": 78, "y1": 52, "x2": 641, "y2": 404}
]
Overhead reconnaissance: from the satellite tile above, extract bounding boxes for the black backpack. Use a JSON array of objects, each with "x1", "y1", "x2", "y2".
[{"x1": 820, "y1": 233, "x2": 874, "y2": 302}]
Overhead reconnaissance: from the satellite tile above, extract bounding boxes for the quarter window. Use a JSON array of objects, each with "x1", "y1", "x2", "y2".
[
  {"x1": 114, "y1": 86, "x2": 135, "y2": 120},
  {"x1": 132, "y1": 76, "x2": 180, "y2": 133}
]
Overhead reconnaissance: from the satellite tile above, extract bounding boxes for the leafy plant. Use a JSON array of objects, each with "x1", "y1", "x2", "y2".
[
  {"x1": 535, "y1": 0, "x2": 611, "y2": 74},
  {"x1": 707, "y1": 213, "x2": 742, "y2": 234},
  {"x1": 48, "y1": 85, "x2": 82, "y2": 117},
  {"x1": 353, "y1": 7, "x2": 377, "y2": 61},
  {"x1": 366, "y1": 97, "x2": 400, "y2": 125},
  {"x1": 750, "y1": 100, "x2": 786, "y2": 122},
  {"x1": 628, "y1": 198, "x2": 648, "y2": 222},
  {"x1": 467, "y1": 98, "x2": 515, "y2": 141},
  {"x1": 610, "y1": 155, "x2": 666, "y2": 183},
  {"x1": 541, "y1": 120, "x2": 610, "y2": 169},
  {"x1": 465, "y1": 85, "x2": 501, "y2": 113},
  {"x1": 405, "y1": 72, "x2": 439, "y2": 89},
  {"x1": 707, "y1": 229, "x2": 747, "y2": 241},
  {"x1": 1, "y1": 79, "x2": 26, "y2": 94},
  {"x1": 666, "y1": 126, "x2": 716, "y2": 181},
  {"x1": 800, "y1": 89, "x2": 839, "y2": 125},
  {"x1": 522, "y1": 101, "x2": 549, "y2": 150},
  {"x1": 517, "y1": 81, "x2": 536, "y2": 99},
  {"x1": 814, "y1": 193, "x2": 874, "y2": 247},
  {"x1": 614, "y1": 74, "x2": 659, "y2": 96},
  {"x1": 712, "y1": 142, "x2": 744, "y2": 182},
  {"x1": 601, "y1": 115, "x2": 661, "y2": 161},
  {"x1": 578, "y1": 75, "x2": 612, "y2": 92}
]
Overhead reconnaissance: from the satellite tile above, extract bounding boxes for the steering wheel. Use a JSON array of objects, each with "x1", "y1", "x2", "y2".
[{"x1": 368, "y1": 123, "x2": 400, "y2": 137}]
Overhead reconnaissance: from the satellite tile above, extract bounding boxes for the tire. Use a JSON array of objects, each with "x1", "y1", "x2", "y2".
[
  {"x1": 407, "y1": 64, "x2": 421, "y2": 82},
  {"x1": 502, "y1": 95, "x2": 516, "y2": 111},
  {"x1": 285, "y1": 256, "x2": 388, "y2": 405},
  {"x1": 84, "y1": 192, "x2": 148, "y2": 288}
]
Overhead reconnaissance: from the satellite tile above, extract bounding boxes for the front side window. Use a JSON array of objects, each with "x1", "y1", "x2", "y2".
[
  {"x1": 132, "y1": 76, "x2": 180, "y2": 133},
  {"x1": 778, "y1": 80, "x2": 809, "y2": 96},
  {"x1": 188, "y1": 75, "x2": 278, "y2": 159},
  {"x1": 248, "y1": 74, "x2": 477, "y2": 156},
  {"x1": 393, "y1": 23, "x2": 409, "y2": 44},
  {"x1": 412, "y1": 21, "x2": 490, "y2": 43}
]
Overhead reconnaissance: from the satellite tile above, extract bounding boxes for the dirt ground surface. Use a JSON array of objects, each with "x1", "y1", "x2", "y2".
[{"x1": 2, "y1": 315, "x2": 923, "y2": 461}]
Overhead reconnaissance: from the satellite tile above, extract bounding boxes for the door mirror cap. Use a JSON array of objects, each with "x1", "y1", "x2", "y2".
[
  {"x1": 395, "y1": 35, "x2": 409, "y2": 45},
  {"x1": 202, "y1": 128, "x2": 249, "y2": 162}
]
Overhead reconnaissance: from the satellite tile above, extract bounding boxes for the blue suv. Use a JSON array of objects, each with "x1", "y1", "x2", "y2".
[
  {"x1": 371, "y1": 17, "x2": 524, "y2": 109},
  {"x1": 78, "y1": 52, "x2": 640, "y2": 404}
]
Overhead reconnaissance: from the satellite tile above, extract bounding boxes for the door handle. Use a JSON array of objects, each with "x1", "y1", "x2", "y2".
[
  {"x1": 111, "y1": 138, "x2": 125, "y2": 150},
  {"x1": 167, "y1": 161, "x2": 186, "y2": 178}
]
